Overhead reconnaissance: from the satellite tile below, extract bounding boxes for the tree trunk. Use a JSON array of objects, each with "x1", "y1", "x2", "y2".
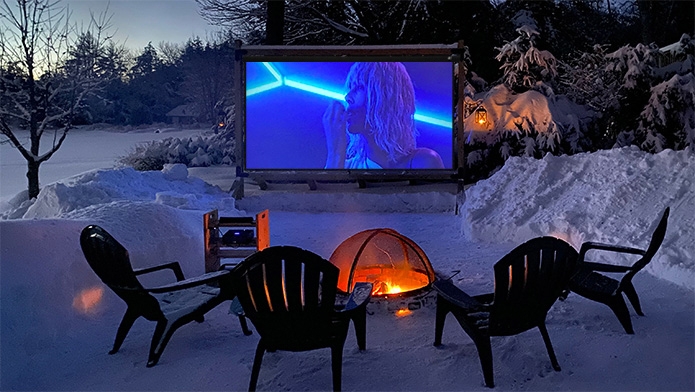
[
  {"x1": 266, "y1": 0, "x2": 285, "y2": 44},
  {"x1": 27, "y1": 160, "x2": 40, "y2": 199}
]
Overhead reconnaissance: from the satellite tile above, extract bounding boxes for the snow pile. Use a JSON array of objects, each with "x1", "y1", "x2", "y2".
[
  {"x1": 1, "y1": 164, "x2": 240, "y2": 220},
  {"x1": 461, "y1": 146, "x2": 695, "y2": 289}
]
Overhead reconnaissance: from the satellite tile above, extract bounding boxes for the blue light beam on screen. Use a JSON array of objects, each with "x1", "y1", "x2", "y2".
[
  {"x1": 262, "y1": 62, "x2": 282, "y2": 82},
  {"x1": 246, "y1": 62, "x2": 451, "y2": 128},
  {"x1": 284, "y1": 79, "x2": 346, "y2": 101},
  {"x1": 246, "y1": 80, "x2": 282, "y2": 96},
  {"x1": 414, "y1": 113, "x2": 452, "y2": 128}
]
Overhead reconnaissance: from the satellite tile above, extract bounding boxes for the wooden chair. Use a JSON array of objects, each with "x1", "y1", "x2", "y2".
[
  {"x1": 433, "y1": 236, "x2": 578, "y2": 388},
  {"x1": 564, "y1": 207, "x2": 669, "y2": 334},
  {"x1": 229, "y1": 246, "x2": 372, "y2": 392},
  {"x1": 80, "y1": 225, "x2": 251, "y2": 367}
]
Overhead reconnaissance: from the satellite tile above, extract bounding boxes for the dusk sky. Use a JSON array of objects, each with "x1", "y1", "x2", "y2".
[{"x1": 64, "y1": 0, "x2": 221, "y2": 51}]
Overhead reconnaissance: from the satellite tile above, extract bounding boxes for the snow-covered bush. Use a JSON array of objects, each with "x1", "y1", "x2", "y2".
[{"x1": 119, "y1": 130, "x2": 236, "y2": 171}]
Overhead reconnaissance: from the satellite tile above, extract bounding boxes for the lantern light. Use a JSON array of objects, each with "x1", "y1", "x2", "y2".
[{"x1": 475, "y1": 106, "x2": 487, "y2": 125}]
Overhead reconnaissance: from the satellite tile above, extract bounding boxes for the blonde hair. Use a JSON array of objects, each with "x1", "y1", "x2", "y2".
[{"x1": 345, "y1": 62, "x2": 418, "y2": 163}]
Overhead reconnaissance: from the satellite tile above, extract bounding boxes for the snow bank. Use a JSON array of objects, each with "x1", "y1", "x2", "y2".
[
  {"x1": 461, "y1": 146, "x2": 695, "y2": 289},
  {"x1": 1, "y1": 164, "x2": 241, "y2": 220}
]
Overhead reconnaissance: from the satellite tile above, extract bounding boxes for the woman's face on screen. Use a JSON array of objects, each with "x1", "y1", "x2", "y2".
[{"x1": 345, "y1": 85, "x2": 367, "y2": 135}]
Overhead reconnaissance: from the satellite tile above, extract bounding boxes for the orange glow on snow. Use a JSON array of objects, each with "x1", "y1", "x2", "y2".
[
  {"x1": 395, "y1": 308, "x2": 412, "y2": 317},
  {"x1": 73, "y1": 287, "x2": 104, "y2": 314}
]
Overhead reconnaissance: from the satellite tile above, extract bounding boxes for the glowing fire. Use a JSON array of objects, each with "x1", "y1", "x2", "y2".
[
  {"x1": 395, "y1": 308, "x2": 412, "y2": 317},
  {"x1": 73, "y1": 287, "x2": 104, "y2": 314},
  {"x1": 373, "y1": 280, "x2": 407, "y2": 295}
]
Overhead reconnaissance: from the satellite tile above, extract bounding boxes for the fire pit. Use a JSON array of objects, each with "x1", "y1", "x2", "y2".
[{"x1": 329, "y1": 228, "x2": 436, "y2": 298}]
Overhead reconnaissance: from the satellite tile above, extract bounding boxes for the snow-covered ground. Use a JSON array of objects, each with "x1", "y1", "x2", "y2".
[{"x1": 0, "y1": 129, "x2": 693, "y2": 391}]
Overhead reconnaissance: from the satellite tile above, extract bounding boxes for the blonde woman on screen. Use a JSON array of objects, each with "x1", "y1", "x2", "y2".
[{"x1": 323, "y1": 62, "x2": 444, "y2": 169}]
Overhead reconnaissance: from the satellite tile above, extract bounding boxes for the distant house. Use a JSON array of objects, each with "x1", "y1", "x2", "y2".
[
  {"x1": 657, "y1": 34, "x2": 694, "y2": 69},
  {"x1": 166, "y1": 104, "x2": 198, "y2": 126}
]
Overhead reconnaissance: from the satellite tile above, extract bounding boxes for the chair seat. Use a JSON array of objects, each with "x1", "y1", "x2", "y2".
[
  {"x1": 153, "y1": 285, "x2": 222, "y2": 319},
  {"x1": 569, "y1": 268, "x2": 620, "y2": 297}
]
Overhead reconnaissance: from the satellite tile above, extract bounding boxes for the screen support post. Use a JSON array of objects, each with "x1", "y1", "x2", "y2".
[
  {"x1": 231, "y1": 39, "x2": 245, "y2": 199},
  {"x1": 455, "y1": 39, "x2": 467, "y2": 215}
]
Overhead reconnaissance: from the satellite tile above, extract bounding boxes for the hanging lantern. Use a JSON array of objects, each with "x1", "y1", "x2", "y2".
[{"x1": 475, "y1": 106, "x2": 487, "y2": 125}]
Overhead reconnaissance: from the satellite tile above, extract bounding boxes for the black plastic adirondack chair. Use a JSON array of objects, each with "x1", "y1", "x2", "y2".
[
  {"x1": 433, "y1": 236, "x2": 579, "y2": 388},
  {"x1": 229, "y1": 246, "x2": 372, "y2": 392},
  {"x1": 80, "y1": 225, "x2": 251, "y2": 367},
  {"x1": 564, "y1": 207, "x2": 670, "y2": 334}
]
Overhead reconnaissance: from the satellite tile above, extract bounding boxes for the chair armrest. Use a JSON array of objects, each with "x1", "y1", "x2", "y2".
[
  {"x1": 579, "y1": 241, "x2": 646, "y2": 261},
  {"x1": 432, "y1": 279, "x2": 486, "y2": 312},
  {"x1": 147, "y1": 270, "x2": 230, "y2": 293},
  {"x1": 134, "y1": 261, "x2": 185, "y2": 281},
  {"x1": 579, "y1": 261, "x2": 633, "y2": 273},
  {"x1": 338, "y1": 282, "x2": 373, "y2": 313}
]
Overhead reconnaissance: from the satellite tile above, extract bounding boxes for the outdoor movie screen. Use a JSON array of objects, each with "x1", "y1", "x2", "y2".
[{"x1": 244, "y1": 61, "x2": 454, "y2": 170}]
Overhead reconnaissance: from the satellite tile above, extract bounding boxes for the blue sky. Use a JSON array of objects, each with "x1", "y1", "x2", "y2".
[{"x1": 64, "y1": 0, "x2": 220, "y2": 51}]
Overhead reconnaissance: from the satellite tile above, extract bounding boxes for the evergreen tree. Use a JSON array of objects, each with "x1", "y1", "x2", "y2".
[{"x1": 495, "y1": 24, "x2": 558, "y2": 93}]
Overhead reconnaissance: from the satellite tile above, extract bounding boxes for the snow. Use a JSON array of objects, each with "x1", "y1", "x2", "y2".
[{"x1": 1, "y1": 129, "x2": 693, "y2": 391}]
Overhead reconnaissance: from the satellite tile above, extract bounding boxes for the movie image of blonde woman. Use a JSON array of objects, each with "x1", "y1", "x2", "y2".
[
  {"x1": 324, "y1": 62, "x2": 445, "y2": 169},
  {"x1": 245, "y1": 61, "x2": 452, "y2": 170}
]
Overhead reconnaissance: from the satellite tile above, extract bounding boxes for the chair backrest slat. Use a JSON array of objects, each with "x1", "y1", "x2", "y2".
[
  {"x1": 262, "y1": 258, "x2": 288, "y2": 312},
  {"x1": 303, "y1": 259, "x2": 322, "y2": 310},
  {"x1": 283, "y1": 257, "x2": 304, "y2": 310}
]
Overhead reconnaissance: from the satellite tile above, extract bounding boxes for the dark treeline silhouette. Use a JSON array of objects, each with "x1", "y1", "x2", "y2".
[
  {"x1": 67, "y1": 37, "x2": 235, "y2": 127},
  {"x1": 21, "y1": 0, "x2": 691, "y2": 129}
]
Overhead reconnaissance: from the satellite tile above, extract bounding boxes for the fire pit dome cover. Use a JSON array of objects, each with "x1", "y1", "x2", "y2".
[{"x1": 329, "y1": 228, "x2": 436, "y2": 296}]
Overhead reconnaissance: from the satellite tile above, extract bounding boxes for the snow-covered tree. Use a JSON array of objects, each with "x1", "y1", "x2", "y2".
[
  {"x1": 0, "y1": 0, "x2": 115, "y2": 198},
  {"x1": 638, "y1": 73, "x2": 695, "y2": 152},
  {"x1": 495, "y1": 24, "x2": 558, "y2": 92}
]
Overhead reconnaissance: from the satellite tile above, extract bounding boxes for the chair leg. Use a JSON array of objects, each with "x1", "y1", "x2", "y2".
[
  {"x1": 473, "y1": 334, "x2": 494, "y2": 388},
  {"x1": 249, "y1": 341, "x2": 266, "y2": 392},
  {"x1": 538, "y1": 322, "x2": 561, "y2": 371},
  {"x1": 352, "y1": 310, "x2": 367, "y2": 351},
  {"x1": 433, "y1": 296, "x2": 450, "y2": 346},
  {"x1": 622, "y1": 283, "x2": 644, "y2": 316},
  {"x1": 607, "y1": 295, "x2": 635, "y2": 334},
  {"x1": 239, "y1": 315, "x2": 253, "y2": 336},
  {"x1": 146, "y1": 319, "x2": 170, "y2": 367},
  {"x1": 331, "y1": 342, "x2": 345, "y2": 392},
  {"x1": 109, "y1": 308, "x2": 139, "y2": 355}
]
